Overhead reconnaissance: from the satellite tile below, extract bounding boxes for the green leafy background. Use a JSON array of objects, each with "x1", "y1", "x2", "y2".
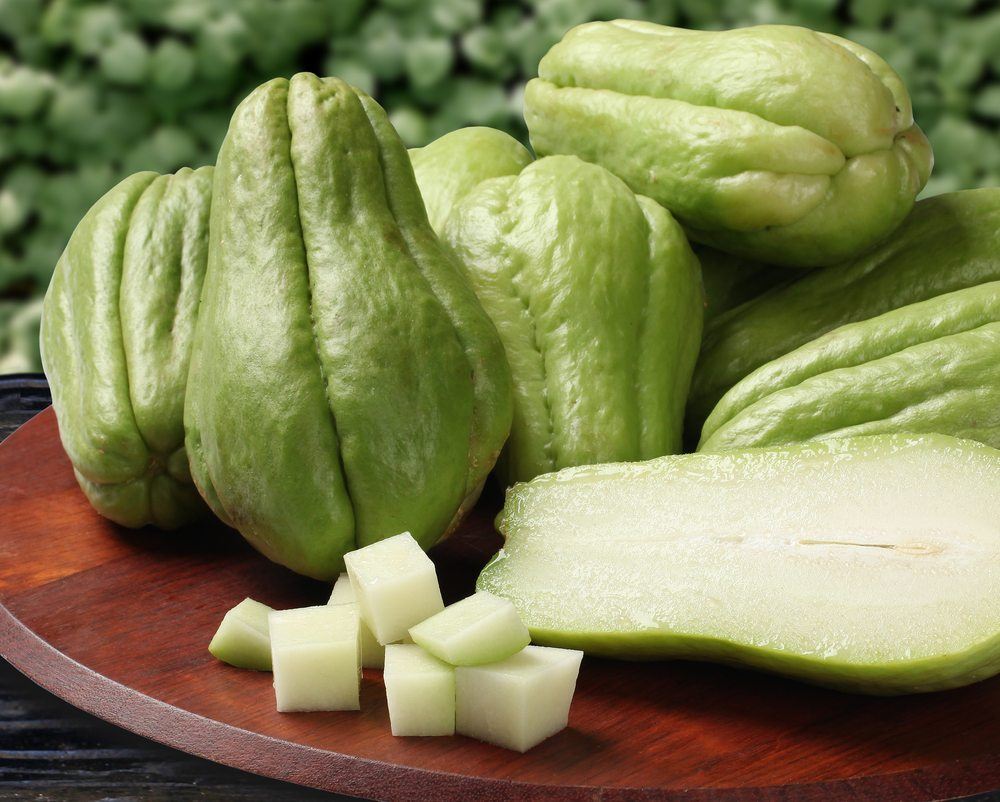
[{"x1": 2, "y1": 0, "x2": 997, "y2": 373}]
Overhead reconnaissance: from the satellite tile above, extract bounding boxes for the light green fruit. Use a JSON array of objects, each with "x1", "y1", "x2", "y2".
[
  {"x1": 455, "y1": 645, "x2": 583, "y2": 752},
  {"x1": 328, "y1": 573, "x2": 385, "y2": 669},
  {"x1": 343, "y1": 532, "x2": 444, "y2": 645},
  {"x1": 384, "y1": 644, "x2": 456, "y2": 737},
  {"x1": 269, "y1": 605, "x2": 361, "y2": 712},
  {"x1": 41, "y1": 167, "x2": 213, "y2": 529},
  {"x1": 699, "y1": 283, "x2": 1000, "y2": 452},
  {"x1": 408, "y1": 591, "x2": 530, "y2": 666},
  {"x1": 208, "y1": 597, "x2": 273, "y2": 671},
  {"x1": 411, "y1": 127, "x2": 703, "y2": 484},
  {"x1": 478, "y1": 434, "x2": 1000, "y2": 695},
  {"x1": 689, "y1": 189, "x2": 1000, "y2": 427},
  {"x1": 184, "y1": 75, "x2": 513, "y2": 580},
  {"x1": 409, "y1": 127, "x2": 532, "y2": 233},
  {"x1": 524, "y1": 21, "x2": 932, "y2": 267}
]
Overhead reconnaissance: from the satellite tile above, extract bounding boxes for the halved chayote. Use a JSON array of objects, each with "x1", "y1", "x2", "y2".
[{"x1": 479, "y1": 434, "x2": 1000, "y2": 695}]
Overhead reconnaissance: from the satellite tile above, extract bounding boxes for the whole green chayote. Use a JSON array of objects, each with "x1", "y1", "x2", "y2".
[
  {"x1": 698, "y1": 282, "x2": 1000, "y2": 452},
  {"x1": 524, "y1": 21, "x2": 933, "y2": 268},
  {"x1": 185, "y1": 75, "x2": 513, "y2": 581},
  {"x1": 689, "y1": 189, "x2": 1000, "y2": 429},
  {"x1": 41, "y1": 166, "x2": 214, "y2": 529},
  {"x1": 410, "y1": 127, "x2": 703, "y2": 484}
]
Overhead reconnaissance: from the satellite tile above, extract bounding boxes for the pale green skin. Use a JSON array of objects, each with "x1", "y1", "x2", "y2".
[
  {"x1": 478, "y1": 434, "x2": 1000, "y2": 694},
  {"x1": 411, "y1": 128, "x2": 703, "y2": 484},
  {"x1": 41, "y1": 167, "x2": 213, "y2": 529},
  {"x1": 699, "y1": 282, "x2": 1000, "y2": 451},
  {"x1": 184, "y1": 75, "x2": 513, "y2": 581},
  {"x1": 525, "y1": 21, "x2": 932, "y2": 268},
  {"x1": 409, "y1": 127, "x2": 533, "y2": 235},
  {"x1": 690, "y1": 189, "x2": 1000, "y2": 427}
]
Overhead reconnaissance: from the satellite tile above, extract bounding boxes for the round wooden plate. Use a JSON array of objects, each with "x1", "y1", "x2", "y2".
[{"x1": 2, "y1": 408, "x2": 1000, "y2": 802}]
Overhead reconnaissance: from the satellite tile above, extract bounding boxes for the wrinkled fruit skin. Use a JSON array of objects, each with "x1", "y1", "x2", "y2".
[
  {"x1": 524, "y1": 21, "x2": 932, "y2": 268},
  {"x1": 184, "y1": 75, "x2": 513, "y2": 581},
  {"x1": 689, "y1": 189, "x2": 1000, "y2": 429},
  {"x1": 411, "y1": 127, "x2": 703, "y2": 485},
  {"x1": 699, "y1": 282, "x2": 1000, "y2": 452},
  {"x1": 41, "y1": 167, "x2": 214, "y2": 529}
]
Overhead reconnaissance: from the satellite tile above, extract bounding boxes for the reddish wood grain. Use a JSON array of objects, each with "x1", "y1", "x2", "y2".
[{"x1": 1, "y1": 407, "x2": 999, "y2": 801}]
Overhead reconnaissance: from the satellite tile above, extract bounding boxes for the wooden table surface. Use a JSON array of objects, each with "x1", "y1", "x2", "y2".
[
  {"x1": 0, "y1": 376, "x2": 350, "y2": 801},
  {"x1": 1, "y1": 374, "x2": 998, "y2": 802}
]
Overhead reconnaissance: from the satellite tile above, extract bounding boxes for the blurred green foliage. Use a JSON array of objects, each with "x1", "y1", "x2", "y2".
[{"x1": 2, "y1": 0, "x2": 1000, "y2": 372}]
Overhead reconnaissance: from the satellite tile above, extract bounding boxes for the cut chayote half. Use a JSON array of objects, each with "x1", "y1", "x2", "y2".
[
  {"x1": 411, "y1": 127, "x2": 703, "y2": 484},
  {"x1": 41, "y1": 167, "x2": 213, "y2": 529},
  {"x1": 479, "y1": 434, "x2": 1000, "y2": 694},
  {"x1": 184, "y1": 75, "x2": 513, "y2": 580},
  {"x1": 524, "y1": 21, "x2": 933, "y2": 268}
]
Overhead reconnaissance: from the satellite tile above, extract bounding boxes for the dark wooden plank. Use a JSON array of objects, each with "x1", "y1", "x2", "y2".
[{"x1": 1, "y1": 405, "x2": 1000, "y2": 800}]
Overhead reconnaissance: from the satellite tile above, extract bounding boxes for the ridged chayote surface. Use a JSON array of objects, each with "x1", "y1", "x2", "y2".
[
  {"x1": 699, "y1": 282, "x2": 1000, "y2": 452},
  {"x1": 689, "y1": 189, "x2": 1000, "y2": 428},
  {"x1": 184, "y1": 74, "x2": 513, "y2": 581},
  {"x1": 524, "y1": 20, "x2": 933, "y2": 268},
  {"x1": 411, "y1": 127, "x2": 703, "y2": 485},
  {"x1": 41, "y1": 166, "x2": 214, "y2": 529}
]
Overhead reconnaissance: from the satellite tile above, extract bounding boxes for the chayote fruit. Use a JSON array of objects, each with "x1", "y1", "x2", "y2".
[
  {"x1": 694, "y1": 245, "x2": 789, "y2": 324},
  {"x1": 184, "y1": 75, "x2": 513, "y2": 581},
  {"x1": 410, "y1": 126, "x2": 533, "y2": 234},
  {"x1": 524, "y1": 21, "x2": 933, "y2": 268},
  {"x1": 689, "y1": 189, "x2": 1000, "y2": 428},
  {"x1": 41, "y1": 166, "x2": 213, "y2": 529},
  {"x1": 411, "y1": 127, "x2": 703, "y2": 485},
  {"x1": 698, "y1": 282, "x2": 1000, "y2": 452}
]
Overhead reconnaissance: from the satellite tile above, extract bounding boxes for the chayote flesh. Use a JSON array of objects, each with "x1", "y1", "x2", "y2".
[
  {"x1": 411, "y1": 126, "x2": 703, "y2": 485},
  {"x1": 184, "y1": 75, "x2": 513, "y2": 581},
  {"x1": 698, "y1": 282, "x2": 1000, "y2": 452},
  {"x1": 689, "y1": 189, "x2": 1000, "y2": 428},
  {"x1": 524, "y1": 21, "x2": 932, "y2": 268},
  {"x1": 41, "y1": 166, "x2": 214, "y2": 529}
]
